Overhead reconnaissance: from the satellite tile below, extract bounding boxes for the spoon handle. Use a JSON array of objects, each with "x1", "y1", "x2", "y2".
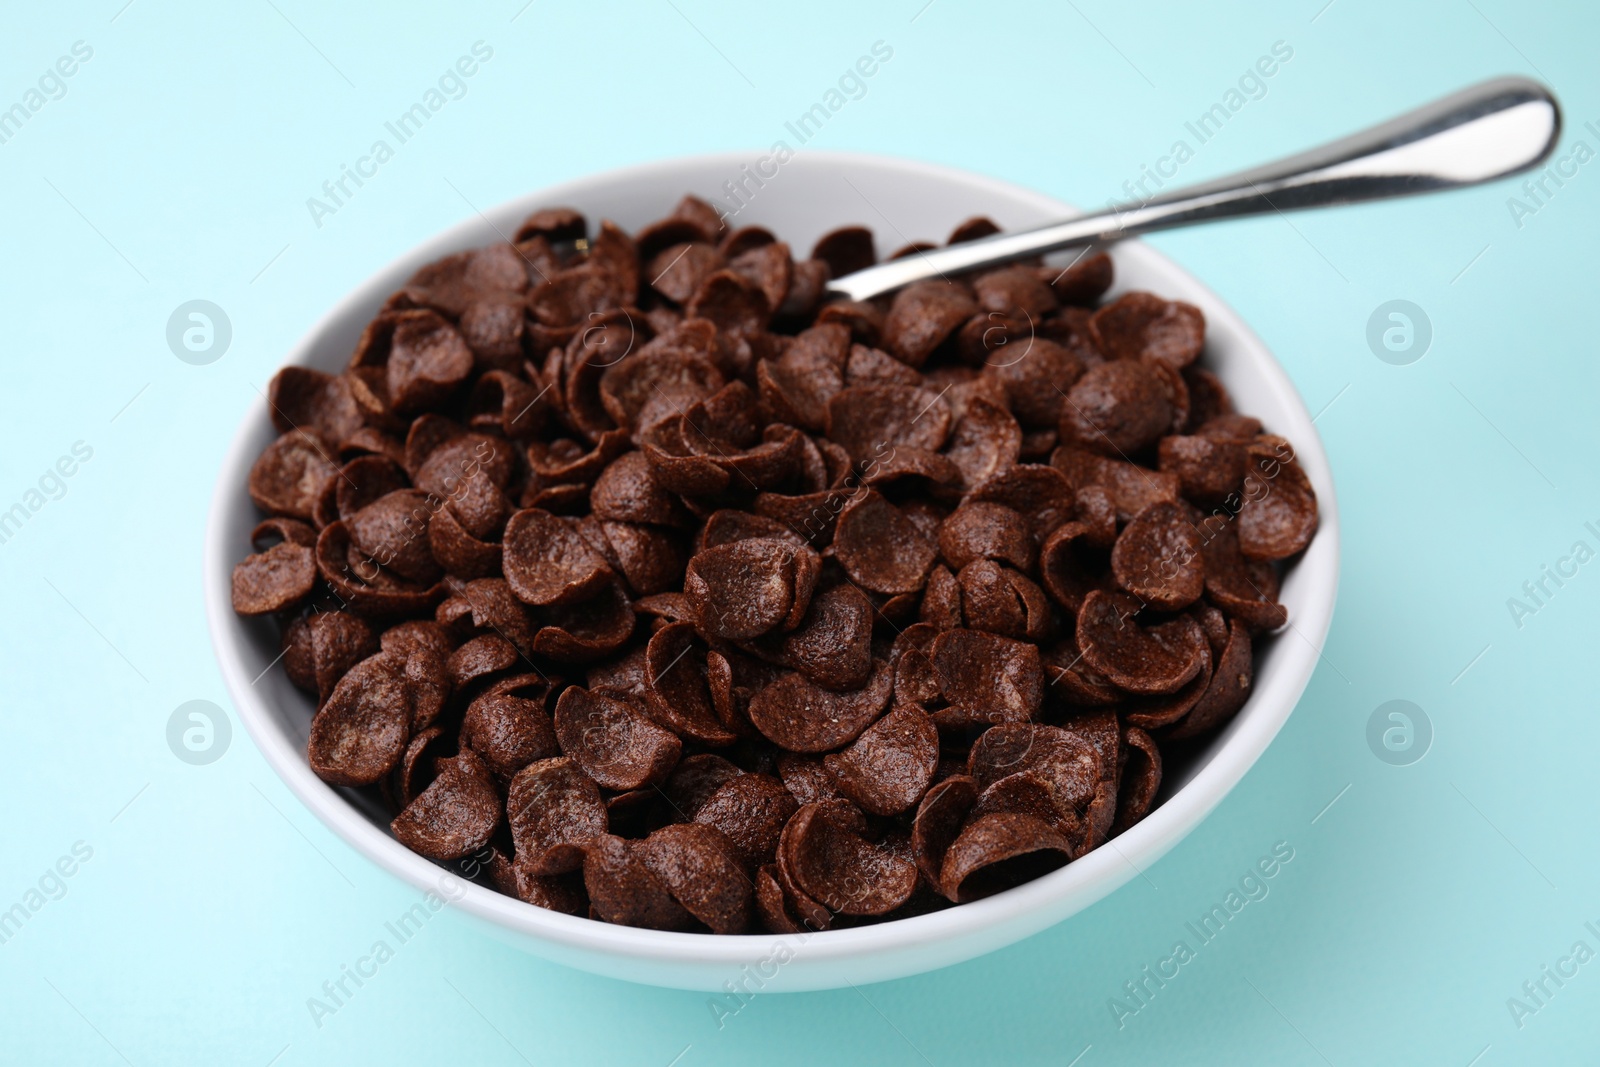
[{"x1": 827, "y1": 76, "x2": 1561, "y2": 302}]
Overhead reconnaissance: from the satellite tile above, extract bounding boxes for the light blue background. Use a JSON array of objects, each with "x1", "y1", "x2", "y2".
[{"x1": 2, "y1": 1, "x2": 1597, "y2": 1063}]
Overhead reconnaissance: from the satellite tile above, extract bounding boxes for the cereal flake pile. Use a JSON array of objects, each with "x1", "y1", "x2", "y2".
[{"x1": 233, "y1": 195, "x2": 1318, "y2": 933}]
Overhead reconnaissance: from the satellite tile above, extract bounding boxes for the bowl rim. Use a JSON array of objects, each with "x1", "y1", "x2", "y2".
[{"x1": 205, "y1": 149, "x2": 1339, "y2": 984}]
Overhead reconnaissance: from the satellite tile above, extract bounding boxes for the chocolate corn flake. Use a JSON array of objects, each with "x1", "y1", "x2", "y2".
[
  {"x1": 939, "y1": 501, "x2": 1035, "y2": 572},
  {"x1": 391, "y1": 749, "x2": 501, "y2": 861},
  {"x1": 1089, "y1": 292, "x2": 1205, "y2": 368},
  {"x1": 461, "y1": 689, "x2": 559, "y2": 780},
  {"x1": 944, "y1": 396, "x2": 1021, "y2": 491},
  {"x1": 502, "y1": 508, "x2": 614, "y2": 606},
  {"x1": 643, "y1": 621, "x2": 737, "y2": 745},
  {"x1": 461, "y1": 304, "x2": 528, "y2": 374},
  {"x1": 232, "y1": 541, "x2": 316, "y2": 616},
  {"x1": 347, "y1": 489, "x2": 444, "y2": 584},
  {"x1": 687, "y1": 270, "x2": 769, "y2": 338},
  {"x1": 663, "y1": 753, "x2": 743, "y2": 818},
  {"x1": 591, "y1": 450, "x2": 692, "y2": 527},
  {"x1": 1158, "y1": 433, "x2": 1246, "y2": 507},
  {"x1": 957, "y1": 560, "x2": 1051, "y2": 642},
  {"x1": 845, "y1": 342, "x2": 922, "y2": 388},
  {"x1": 811, "y1": 226, "x2": 876, "y2": 279},
  {"x1": 781, "y1": 801, "x2": 917, "y2": 916},
  {"x1": 748, "y1": 657, "x2": 893, "y2": 754},
  {"x1": 284, "y1": 610, "x2": 378, "y2": 705},
  {"x1": 269, "y1": 367, "x2": 367, "y2": 446},
  {"x1": 1110, "y1": 501, "x2": 1204, "y2": 611},
  {"x1": 240, "y1": 198, "x2": 1315, "y2": 932},
  {"x1": 694, "y1": 773, "x2": 798, "y2": 869},
  {"x1": 1202, "y1": 520, "x2": 1288, "y2": 631},
  {"x1": 757, "y1": 323, "x2": 847, "y2": 431},
  {"x1": 1166, "y1": 618, "x2": 1254, "y2": 740},
  {"x1": 308, "y1": 653, "x2": 413, "y2": 786},
  {"x1": 1043, "y1": 631, "x2": 1122, "y2": 710},
  {"x1": 912, "y1": 774, "x2": 978, "y2": 886},
  {"x1": 1042, "y1": 251, "x2": 1114, "y2": 306},
  {"x1": 968, "y1": 723, "x2": 1099, "y2": 835},
  {"x1": 1122, "y1": 635, "x2": 1212, "y2": 730},
  {"x1": 698, "y1": 508, "x2": 803, "y2": 551},
  {"x1": 684, "y1": 537, "x2": 818, "y2": 642},
  {"x1": 447, "y1": 633, "x2": 519, "y2": 691},
  {"x1": 553, "y1": 685, "x2": 681, "y2": 791},
  {"x1": 938, "y1": 217, "x2": 994, "y2": 246},
  {"x1": 1076, "y1": 591, "x2": 1208, "y2": 695},
  {"x1": 728, "y1": 241, "x2": 792, "y2": 313},
  {"x1": 386, "y1": 724, "x2": 446, "y2": 811},
  {"x1": 984, "y1": 337, "x2": 1085, "y2": 430},
  {"x1": 250, "y1": 430, "x2": 339, "y2": 520},
  {"x1": 759, "y1": 581, "x2": 874, "y2": 690},
  {"x1": 529, "y1": 578, "x2": 635, "y2": 662},
  {"x1": 969, "y1": 772, "x2": 1077, "y2": 842},
  {"x1": 814, "y1": 298, "x2": 884, "y2": 343},
  {"x1": 720, "y1": 225, "x2": 776, "y2": 258},
  {"x1": 920, "y1": 565, "x2": 963, "y2": 632},
  {"x1": 1043, "y1": 521, "x2": 1107, "y2": 614},
  {"x1": 505, "y1": 866, "x2": 587, "y2": 915},
  {"x1": 1059, "y1": 359, "x2": 1175, "y2": 457},
  {"x1": 507, "y1": 757, "x2": 608, "y2": 876},
  {"x1": 932, "y1": 628, "x2": 1043, "y2": 722},
  {"x1": 515, "y1": 207, "x2": 585, "y2": 244},
  {"x1": 639, "y1": 823, "x2": 752, "y2": 934},
  {"x1": 593, "y1": 520, "x2": 683, "y2": 595},
  {"x1": 967, "y1": 464, "x2": 1076, "y2": 542},
  {"x1": 648, "y1": 241, "x2": 724, "y2": 305},
  {"x1": 753, "y1": 863, "x2": 806, "y2": 933},
  {"x1": 972, "y1": 266, "x2": 1057, "y2": 321},
  {"x1": 1060, "y1": 709, "x2": 1120, "y2": 846},
  {"x1": 1052, "y1": 446, "x2": 1181, "y2": 524},
  {"x1": 833, "y1": 491, "x2": 938, "y2": 595},
  {"x1": 379, "y1": 618, "x2": 451, "y2": 662},
  {"x1": 583, "y1": 833, "x2": 696, "y2": 931},
  {"x1": 778, "y1": 259, "x2": 830, "y2": 323},
  {"x1": 1237, "y1": 441, "x2": 1319, "y2": 561},
  {"x1": 385, "y1": 310, "x2": 476, "y2": 414},
  {"x1": 334, "y1": 455, "x2": 410, "y2": 520},
  {"x1": 825, "y1": 383, "x2": 951, "y2": 466},
  {"x1": 939, "y1": 812, "x2": 1073, "y2": 903},
  {"x1": 599, "y1": 349, "x2": 724, "y2": 441},
  {"x1": 824, "y1": 704, "x2": 939, "y2": 816},
  {"x1": 884, "y1": 281, "x2": 978, "y2": 368},
  {"x1": 1111, "y1": 726, "x2": 1162, "y2": 834}
]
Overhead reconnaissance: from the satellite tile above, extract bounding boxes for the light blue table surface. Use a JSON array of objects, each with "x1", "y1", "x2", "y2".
[{"x1": 2, "y1": 1, "x2": 1597, "y2": 1063}]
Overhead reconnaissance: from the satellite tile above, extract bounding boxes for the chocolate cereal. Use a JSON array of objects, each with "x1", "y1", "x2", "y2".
[{"x1": 236, "y1": 196, "x2": 1317, "y2": 932}]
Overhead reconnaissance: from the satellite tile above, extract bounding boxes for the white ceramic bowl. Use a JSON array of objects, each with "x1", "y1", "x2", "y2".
[{"x1": 206, "y1": 152, "x2": 1339, "y2": 992}]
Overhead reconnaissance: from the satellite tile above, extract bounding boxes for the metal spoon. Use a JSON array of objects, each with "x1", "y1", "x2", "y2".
[{"x1": 827, "y1": 76, "x2": 1560, "y2": 302}]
